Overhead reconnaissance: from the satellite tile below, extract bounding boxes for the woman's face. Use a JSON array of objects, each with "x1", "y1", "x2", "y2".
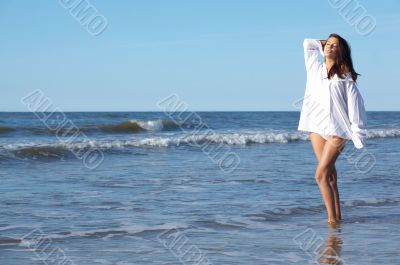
[{"x1": 324, "y1": 37, "x2": 339, "y2": 59}]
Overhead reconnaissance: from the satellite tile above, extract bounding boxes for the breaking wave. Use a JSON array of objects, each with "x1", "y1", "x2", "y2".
[{"x1": 1, "y1": 127, "x2": 400, "y2": 161}]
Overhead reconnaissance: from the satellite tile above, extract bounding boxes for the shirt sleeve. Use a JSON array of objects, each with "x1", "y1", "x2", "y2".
[
  {"x1": 346, "y1": 81, "x2": 367, "y2": 149},
  {"x1": 303, "y1": 39, "x2": 324, "y2": 73}
]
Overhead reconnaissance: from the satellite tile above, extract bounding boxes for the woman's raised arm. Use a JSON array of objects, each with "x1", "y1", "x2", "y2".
[{"x1": 303, "y1": 39, "x2": 324, "y2": 73}]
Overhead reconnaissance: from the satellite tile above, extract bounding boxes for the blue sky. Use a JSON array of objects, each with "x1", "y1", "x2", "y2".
[{"x1": 0, "y1": 0, "x2": 399, "y2": 111}]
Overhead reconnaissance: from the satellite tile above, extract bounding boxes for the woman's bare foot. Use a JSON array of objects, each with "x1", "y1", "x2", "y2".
[
  {"x1": 327, "y1": 219, "x2": 342, "y2": 226},
  {"x1": 328, "y1": 219, "x2": 338, "y2": 225}
]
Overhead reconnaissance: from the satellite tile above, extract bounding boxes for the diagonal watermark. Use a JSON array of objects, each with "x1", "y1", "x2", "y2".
[
  {"x1": 21, "y1": 228, "x2": 76, "y2": 265},
  {"x1": 21, "y1": 89, "x2": 104, "y2": 169},
  {"x1": 59, "y1": 0, "x2": 108, "y2": 36},
  {"x1": 293, "y1": 94, "x2": 376, "y2": 174},
  {"x1": 328, "y1": 0, "x2": 376, "y2": 36},
  {"x1": 293, "y1": 227, "x2": 344, "y2": 265},
  {"x1": 157, "y1": 93, "x2": 241, "y2": 174},
  {"x1": 157, "y1": 228, "x2": 213, "y2": 265}
]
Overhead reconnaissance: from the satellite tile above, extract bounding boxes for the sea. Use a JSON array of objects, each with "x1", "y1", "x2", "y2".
[{"x1": 0, "y1": 111, "x2": 399, "y2": 265}]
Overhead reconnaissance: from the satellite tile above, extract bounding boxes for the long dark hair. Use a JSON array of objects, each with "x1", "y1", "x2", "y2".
[{"x1": 325, "y1": 33, "x2": 360, "y2": 81}]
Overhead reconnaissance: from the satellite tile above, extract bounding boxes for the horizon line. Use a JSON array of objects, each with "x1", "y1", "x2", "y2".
[{"x1": 0, "y1": 110, "x2": 398, "y2": 113}]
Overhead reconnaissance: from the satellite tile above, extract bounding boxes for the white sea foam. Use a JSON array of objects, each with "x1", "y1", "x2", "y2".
[
  {"x1": 366, "y1": 128, "x2": 400, "y2": 138},
  {"x1": 132, "y1": 119, "x2": 165, "y2": 131},
  {"x1": 18, "y1": 223, "x2": 189, "y2": 242},
  {"x1": 1, "y1": 128, "x2": 399, "y2": 159}
]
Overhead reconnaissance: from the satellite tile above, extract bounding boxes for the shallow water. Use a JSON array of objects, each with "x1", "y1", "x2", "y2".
[{"x1": 0, "y1": 112, "x2": 399, "y2": 264}]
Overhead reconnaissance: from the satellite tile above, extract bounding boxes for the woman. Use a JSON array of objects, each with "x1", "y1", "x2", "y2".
[{"x1": 298, "y1": 34, "x2": 367, "y2": 225}]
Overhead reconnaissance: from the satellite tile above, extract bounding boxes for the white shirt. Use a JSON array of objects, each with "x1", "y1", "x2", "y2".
[{"x1": 298, "y1": 39, "x2": 367, "y2": 149}]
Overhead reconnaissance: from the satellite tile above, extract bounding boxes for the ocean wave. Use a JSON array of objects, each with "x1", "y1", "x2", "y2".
[
  {"x1": 43, "y1": 126, "x2": 400, "y2": 138},
  {"x1": 245, "y1": 198, "x2": 400, "y2": 221},
  {"x1": 100, "y1": 121, "x2": 148, "y2": 133},
  {"x1": 0, "y1": 131, "x2": 308, "y2": 160},
  {"x1": 0, "y1": 126, "x2": 15, "y2": 134},
  {"x1": 342, "y1": 198, "x2": 399, "y2": 207},
  {"x1": 0, "y1": 144, "x2": 78, "y2": 161},
  {"x1": 18, "y1": 223, "x2": 188, "y2": 243},
  {"x1": 194, "y1": 219, "x2": 247, "y2": 229},
  {"x1": 2, "y1": 121, "x2": 400, "y2": 139},
  {"x1": 12, "y1": 146, "x2": 72, "y2": 160},
  {"x1": 2, "y1": 119, "x2": 185, "y2": 136},
  {"x1": 1, "y1": 128, "x2": 400, "y2": 161},
  {"x1": 366, "y1": 128, "x2": 400, "y2": 138},
  {"x1": 100, "y1": 119, "x2": 188, "y2": 133},
  {"x1": 0, "y1": 237, "x2": 22, "y2": 245},
  {"x1": 245, "y1": 205, "x2": 324, "y2": 221}
]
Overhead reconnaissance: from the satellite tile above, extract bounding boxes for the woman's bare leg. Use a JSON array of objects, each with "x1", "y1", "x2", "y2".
[
  {"x1": 310, "y1": 133, "x2": 340, "y2": 217},
  {"x1": 310, "y1": 132, "x2": 326, "y2": 162},
  {"x1": 315, "y1": 136, "x2": 346, "y2": 224},
  {"x1": 330, "y1": 166, "x2": 342, "y2": 220},
  {"x1": 310, "y1": 133, "x2": 335, "y2": 222},
  {"x1": 311, "y1": 136, "x2": 342, "y2": 220}
]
